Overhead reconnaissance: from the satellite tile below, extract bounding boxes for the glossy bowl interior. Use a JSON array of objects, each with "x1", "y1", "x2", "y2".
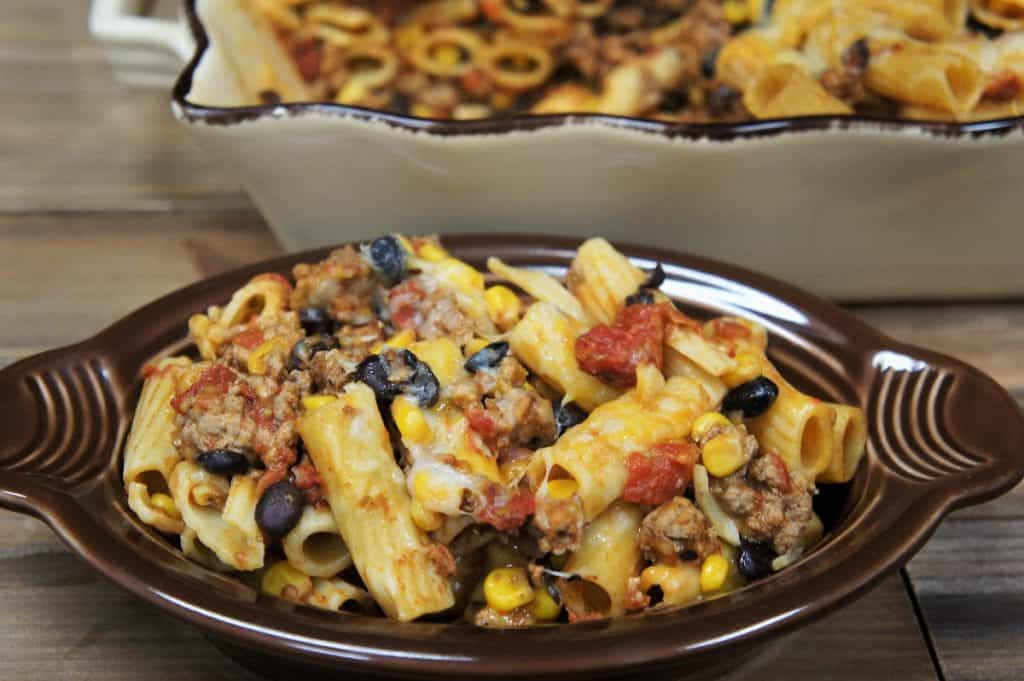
[{"x1": 1, "y1": 235, "x2": 1021, "y2": 680}]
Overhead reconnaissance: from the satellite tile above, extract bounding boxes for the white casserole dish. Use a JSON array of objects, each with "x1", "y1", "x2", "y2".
[{"x1": 91, "y1": 0, "x2": 1024, "y2": 300}]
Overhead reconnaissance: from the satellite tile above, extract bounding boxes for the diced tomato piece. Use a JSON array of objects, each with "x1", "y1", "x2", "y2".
[
  {"x1": 575, "y1": 303, "x2": 667, "y2": 387},
  {"x1": 460, "y1": 68, "x2": 492, "y2": 97},
  {"x1": 474, "y1": 485, "x2": 535, "y2": 530},
  {"x1": 387, "y1": 279, "x2": 425, "y2": 330},
  {"x1": 171, "y1": 364, "x2": 236, "y2": 412},
  {"x1": 232, "y1": 325, "x2": 265, "y2": 350},
  {"x1": 480, "y1": 0, "x2": 504, "y2": 21},
  {"x1": 292, "y1": 40, "x2": 322, "y2": 82},
  {"x1": 465, "y1": 406, "x2": 498, "y2": 439},
  {"x1": 623, "y1": 442, "x2": 698, "y2": 506}
]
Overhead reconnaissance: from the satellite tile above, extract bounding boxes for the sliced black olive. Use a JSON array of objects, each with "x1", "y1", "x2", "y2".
[
  {"x1": 624, "y1": 289, "x2": 655, "y2": 307},
  {"x1": 722, "y1": 376, "x2": 779, "y2": 418},
  {"x1": 298, "y1": 307, "x2": 333, "y2": 336},
  {"x1": 288, "y1": 335, "x2": 340, "y2": 371},
  {"x1": 197, "y1": 449, "x2": 250, "y2": 477},
  {"x1": 737, "y1": 540, "x2": 776, "y2": 582},
  {"x1": 365, "y1": 235, "x2": 407, "y2": 282},
  {"x1": 353, "y1": 354, "x2": 404, "y2": 400},
  {"x1": 464, "y1": 341, "x2": 510, "y2": 373},
  {"x1": 658, "y1": 89, "x2": 688, "y2": 112},
  {"x1": 967, "y1": 14, "x2": 1003, "y2": 38},
  {"x1": 400, "y1": 349, "x2": 441, "y2": 408},
  {"x1": 554, "y1": 401, "x2": 587, "y2": 436},
  {"x1": 255, "y1": 482, "x2": 304, "y2": 538}
]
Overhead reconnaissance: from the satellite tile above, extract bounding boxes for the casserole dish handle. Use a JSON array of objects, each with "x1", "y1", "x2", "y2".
[
  {"x1": 0, "y1": 347, "x2": 121, "y2": 520},
  {"x1": 866, "y1": 346, "x2": 1024, "y2": 510},
  {"x1": 89, "y1": 0, "x2": 194, "y2": 88}
]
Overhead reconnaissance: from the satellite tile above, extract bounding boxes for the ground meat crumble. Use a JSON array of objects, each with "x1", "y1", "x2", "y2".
[
  {"x1": 711, "y1": 451, "x2": 814, "y2": 555},
  {"x1": 639, "y1": 496, "x2": 720, "y2": 565}
]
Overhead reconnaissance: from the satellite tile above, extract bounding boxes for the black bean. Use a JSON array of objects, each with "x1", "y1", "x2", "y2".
[
  {"x1": 658, "y1": 89, "x2": 688, "y2": 112},
  {"x1": 642, "y1": 263, "x2": 666, "y2": 290},
  {"x1": 298, "y1": 307, "x2": 333, "y2": 336},
  {"x1": 737, "y1": 540, "x2": 776, "y2": 582},
  {"x1": 365, "y1": 236, "x2": 407, "y2": 282},
  {"x1": 722, "y1": 376, "x2": 779, "y2": 418},
  {"x1": 259, "y1": 89, "x2": 282, "y2": 105},
  {"x1": 625, "y1": 289, "x2": 655, "y2": 307},
  {"x1": 554, "y1": 401, "x2": 587, "y2": 436},
  {"x1": 197, "y1": 449, "x2": 250, "y2": 477},
  {"x1": 353, "y1": 354, "x2": 404, "y2": 400},
  {"x1": 841, "y1": 38, "x2": 871, "y2": 73},
  {"x1": 967, "y1": 14, "x2": 1002, "y2": 38},
  {"x1": 707, "y1": 83, "x2": 740, "y2": 116},
  {"x1": 288, "y1": 335, "x2": 339, "y2": 371},
  {"x1": 646, "y1": 584, "x2": 665, "y2": 606},
  {"x1": 464, "y1": 341, "x2": 510, "y2": 373},
  {"x1": 701, "y1": 48, "x2": 720, "y2": 79},
  {"x1": 400, "y1": 350, "x2": 441, "y2": 408},
  {"x1": 255, "y1": 482, "x2": 304, "y2": 538}
]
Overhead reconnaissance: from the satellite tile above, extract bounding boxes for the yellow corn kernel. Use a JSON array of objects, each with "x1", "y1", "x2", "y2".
[
  {"x1": 703, "y1": 432, "x2": 747, "y2": 478},
  {"x1": 411, "y1": 103, "x2": 442, "y2": 119},
  {"x1": 691, "y1": 412, "x2": 732, "y2": 441},
  {"x1": 454, "y1": 445, "x2": 502, "y2": 483},
  {"x1": 484, "y1": 285, "x2": 522, "y2": 329},
  {"x1": 465, "y1": 336, "x2": 491, "y2": 356},
  {"x1": 246, "y1": 337, "x2": 287, "y2": 375},
  {"x1": 410, "y1": 499, "x2": 443, "y2": 532},
  {"x1": 261, "y1": 561, "x2": 313, "y2": 600},
  {"x1": 530, "y1": 587, "x2": 561, "y2": 620},
  {"x1": 545, "y1": 478, "x2": 578, "y2": 501},
  {"x1": 409, "y1": 337, "x2": 465, "y2": 386},
  {"x1": 149, "y1": 493, "x2": 180, "y2": 520},
  {"x1": 302, "y1": 394, "x2": 338, "y2": 411},
  {"x1": 417, "y1": 242, "x2": 448, "y2": 262},
  {"x1": 700, "y1": 554, "x2": 730, "y2": 593},
  {"x1": 392, "y1": 396, "x2": 432, "y2": 444},
  {"x1": 723, "y1": 0, "x2": 749, "y2": 24},
  {"x1": 372, "y1": 328, "x2": 416, "y2": 353},
  {"x1": 412, "y1": 469, "x2": 462, "y2": 513},
  {"x1": 723, "y1": 351, "x2": 761, "y2": 388},
  {"x1": 336, "y1": 79, "x2": 370, "y2": 106},
  {"x1": 483, "y1": 567, "x2": 535, "y2": 613}
]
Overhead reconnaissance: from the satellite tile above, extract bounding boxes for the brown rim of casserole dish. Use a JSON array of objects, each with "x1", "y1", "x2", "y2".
[
  {"x1": 0, "y1": 234, "x2": 1021, "y2": 679},
  {"x1": 171, "y1": 0, "x2": 1024, "y2": 139}
]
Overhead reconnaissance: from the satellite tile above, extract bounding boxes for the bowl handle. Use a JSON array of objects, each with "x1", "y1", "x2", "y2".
[
  {"x1": 866, "y1": 348, "x2": 1024, "y2": 509},
  {"x1": 0, "y1": 348, "x2": 121, "y2": 517},
  {"x1": 88, "y1": 0, "x2": 194, "y2": 88}
]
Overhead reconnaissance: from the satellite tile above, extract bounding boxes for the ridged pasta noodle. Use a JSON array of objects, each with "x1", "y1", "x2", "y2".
[
  {"x1": 566, "y1": 237, "x2": 646, "y2": 325},
  {"x1": 282, "y1": 505, "x2": 353, "y2": 578},
  {"x1": 297, "y1": 383, "x2": 455, "y2": 621},
  {"x1": 817, "y1": 403, "x2": 869, "y2": 484}
]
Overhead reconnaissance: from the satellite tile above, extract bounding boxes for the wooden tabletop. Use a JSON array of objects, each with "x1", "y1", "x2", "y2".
[{"x1": 2, "y1": 2, "x2": 1021, "y2": 680}]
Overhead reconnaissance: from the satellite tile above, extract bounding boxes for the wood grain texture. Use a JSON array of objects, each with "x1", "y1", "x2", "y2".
[{"x1": 0, "y1": 0, "x2": 246, "y2": 213}]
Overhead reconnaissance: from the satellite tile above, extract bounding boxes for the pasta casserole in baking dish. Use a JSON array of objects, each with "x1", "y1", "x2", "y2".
[
  {"x1": 123, "y1": 236, "x2": 867, "y2": 625},
  {"x1": 242, "y1": 0, "x2": 1023, "y2": 122}
]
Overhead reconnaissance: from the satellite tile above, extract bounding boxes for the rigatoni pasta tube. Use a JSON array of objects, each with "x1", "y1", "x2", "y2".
[
  {"x1": 529, "y1": 365, "x2": 712, "y2": 521},
  {"x1": 169, "y1": 461, "x2": 265, "y2": 571},
  {"x1": 282, "y1": 505, "x2": 353, "y2": 578},
  {"x1": 560, "y1": 501, "x2": 645, "y2": 618},
  {"x1": 744, "y1": 63, "x2": 852, "y2": 119},
  {"x1": 817, "y1": 403, "x2": 868, "y2": 484},
  {"x1": 664, "y1": 350, "x2": 728, "y2": 406},
  {"x1": 510, "y1": 302, "x2": 621, "y2": 411},
  {"x1": 296, "y1": 383, "x2": 455, "y2": 621},
  {"x1": 866, "y1": 39, "x2": 984, "y2": 116},
  {"x1": 124, "y1": 356, "x2": 193, "y2": 535},
  {"x1": 745, "y1": 357, "x2": 834, "y2": 482},
  {"x1": 566, "y1": 237, "x2": 646, "y2": 325}
]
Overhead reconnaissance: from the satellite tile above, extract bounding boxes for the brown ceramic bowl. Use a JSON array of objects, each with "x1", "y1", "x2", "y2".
[{"x1": 1, "y1": 235, "x2": 1021, "y2": 680}]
